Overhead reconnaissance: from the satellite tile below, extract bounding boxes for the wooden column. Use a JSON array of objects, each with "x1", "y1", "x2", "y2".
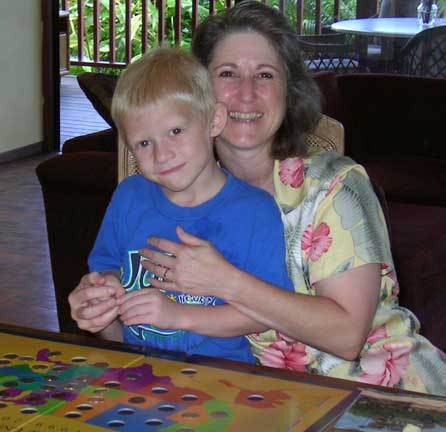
[{"x1": 356, "y1": 0, "x2": 380, "y2": 18}]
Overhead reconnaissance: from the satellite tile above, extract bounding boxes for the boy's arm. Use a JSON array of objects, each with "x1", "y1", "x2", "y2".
[
  {"x1": 99, "y1": 319, "x2": 124, "y2": 342},
  {"x1": 119, "y1": 288, "x2": 267, "y2": 337}
]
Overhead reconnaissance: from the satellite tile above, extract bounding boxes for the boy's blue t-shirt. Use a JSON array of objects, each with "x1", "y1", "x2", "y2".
[{"x1": 89, "y1": 171, "x2": 293, "y2": 364}]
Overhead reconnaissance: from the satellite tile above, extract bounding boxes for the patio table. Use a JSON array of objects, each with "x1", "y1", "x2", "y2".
[{"x1": 331, "y1": 17, "x2": 445, "y2": 72}]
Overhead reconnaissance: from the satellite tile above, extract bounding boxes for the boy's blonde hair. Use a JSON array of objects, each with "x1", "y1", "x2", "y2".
[{"x1": 111, "y1": 48, "x2": 216, "y2": 138}]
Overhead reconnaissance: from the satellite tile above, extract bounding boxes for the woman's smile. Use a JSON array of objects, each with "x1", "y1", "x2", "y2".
[{"x1": 229, "y1": 111, "x2": 264, "y2": 121}]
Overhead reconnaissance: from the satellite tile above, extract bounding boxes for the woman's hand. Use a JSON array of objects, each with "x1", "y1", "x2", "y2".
[
  {"x1": 118, "y1": 289, "x2": 181, "y2": 328},
  {"x1": 139, "y1": 226, "x2": 236, "y2": 299},
  {"x1": 68, "y1": 271, "x2": 125, "y2": 336}
]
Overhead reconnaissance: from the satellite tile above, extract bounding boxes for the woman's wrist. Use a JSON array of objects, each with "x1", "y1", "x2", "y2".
[{"x1": 218, "y1": 264, "x2": 248, "y2": 303}]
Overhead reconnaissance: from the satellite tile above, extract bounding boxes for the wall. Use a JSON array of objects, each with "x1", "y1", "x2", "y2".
[{"x1": 0, "y1": 1, "x2": 43, "y2": 161}]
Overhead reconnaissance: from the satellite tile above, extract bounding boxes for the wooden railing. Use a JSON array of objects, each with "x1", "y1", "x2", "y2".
[{"x1": 60, "y1": 0, "x2": 379, "y2": 71}]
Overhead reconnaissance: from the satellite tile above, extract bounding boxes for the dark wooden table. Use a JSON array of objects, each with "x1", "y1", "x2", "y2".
[{"x1": 0, "y1": 323, "x2": 437, "y2": 432}]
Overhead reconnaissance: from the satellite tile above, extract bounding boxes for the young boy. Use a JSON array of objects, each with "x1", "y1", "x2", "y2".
[{"x1": 73, "y1": 48, "x2": 293, "y2": 363}]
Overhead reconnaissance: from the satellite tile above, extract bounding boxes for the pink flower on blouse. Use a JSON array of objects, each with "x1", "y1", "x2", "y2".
[
  {"x1": 260, "y1": 332, "x2": 309, "y2": 371},
  {"x1": 359, "y1": 342, "x2": 411, "y2": 387},
  {"x1": 326, "y1": 175, "x2": 342, "y2": 197},
  {"x1": 366, "y1": 325, "x2": 387, "y2": 345},
  {"x1": 301, "y1": 222, "x2": 333, "y2": 262},
  {"x1": 279, "y1": 158, "x2": 305, "y2": 188}
]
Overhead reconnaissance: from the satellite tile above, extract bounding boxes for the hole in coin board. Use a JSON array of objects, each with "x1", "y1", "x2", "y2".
[
  {"x1": 128, "y1": 396, "x2": 146, "y2": 404},
  {"x1": 64, "y1": 411, "x2": 82, "y2": 418},
  {"x1": 75, "y1": 374, "x2": 91, "y2": 383},
  {"x1": 51, "y1": 365, "x2": 68, "y2": 372},
  {"x1": 151, "y1": 387, "x2": 168, "y2": 394},
  {"x1": 19, "y1": 356, "x2": 34, "y2": 361},
  {"x1": 158, "y1": 404, "x2": 176, "y2": 412},
  {"x1": 32, "y1": 364, "x2": 48, "y2": 370},
  {"x1": 20, "y1": 377, "x2": 36, "y2": 383},
  {"x1": 145, "y1": 419, "x2": 163, "y2": 426},
  {"x1": 181, "y1": 394, "x2": 198, "y2": 402},
  {"x1": 247, "y1": 394, "x2": 265, "y2": 401},
  {"x1": 125, "y1": 372, "x2": 142, "y2": 381},
  {"x1": 41, "y1": 384, "x2": 57, "y2": 392},
  {"x1": 20, "y1": 407, "x2": 38, "y2": 415},
  {"x1": 129, "y1": 396, "x2": 146, "y2": 404},
  {"x1": 118, "y1": 407, "x2": 135, "y2": 415},
  {"x1": 24, "y1": 394, "x2": 45, "y2": 404},
  {"x1": 88, "y1": 397, "x2": 105, "y2": 404},
  {"x1": 182, "y1": 412, "x2": 199, "y2": 419},
  {"x1": 76, "y1": 404, "x2": 94, "y2": 411},
  {"x1": 180, "y1": 368, "x2": 197, "y2": 375},
  {"x1": 211, "y1": 411, "x2": 229, "y2": 418},
  {"x1": 0, "y1": 402, "x2": 7, "y2": 409},
  {"x1": 64, "y1": 383, "x2": 80, "y2": 391},
  {"x1": 3, "y1": 353, "x2": 18, "y2": 359},
  {"x1": 104, "y1": 381, "x2": 120, "y2": 388},
  {"x1": 52, "y1": 392, "x2": 68, "y2": 400},
  {"x1": 70, "y1": 357, "x2": 87, "y2": 363},
  {"x1": 107, "y1": 420, "x2": 125, "y2": 427},
  {"x1": 44, "y1": 375, "x2": 59, "y2": 382}
]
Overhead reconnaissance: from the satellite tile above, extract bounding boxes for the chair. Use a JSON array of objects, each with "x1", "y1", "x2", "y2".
[
  {"x1": 398, "y1": 25, "x2": 446, "y2": 78},
  {"x1": 118, "y1": 114, "x2": 345, "y2": 182},
  {"x1": 297, "y1": 34, "x2": 362, "y2": 74}
]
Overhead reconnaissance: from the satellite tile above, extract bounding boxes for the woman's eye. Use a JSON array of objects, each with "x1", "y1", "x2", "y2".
[
  {"x1": 170, "y1": 127, "x2": 183, "y2": 136},
  {"x1": 258, "y1": 72, "x2": 273, "y2": 79},
  {"x1": 219, "y1": 70, "x2": 234, "y2": 78}
]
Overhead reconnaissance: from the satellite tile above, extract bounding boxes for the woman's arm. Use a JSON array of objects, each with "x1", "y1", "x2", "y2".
[
  {"x1": 219, "y1": 262, "x2": 381, "y2": 360},
  {"x1": 142, "y1": 227, "x2": 381, "y2": 360}
]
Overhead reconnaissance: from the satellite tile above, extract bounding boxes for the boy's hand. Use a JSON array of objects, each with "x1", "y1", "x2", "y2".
[
  {"x1": 118, "y1": 289, "x2": 180, "y2": 329},
  {"x1": 69, "y1": 271, "x2": 124, "y2": 334}
]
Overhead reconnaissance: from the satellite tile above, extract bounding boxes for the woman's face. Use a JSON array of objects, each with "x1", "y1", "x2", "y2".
[{"x1": 208, "y1": 31, "x2": 287, "y2": 155}]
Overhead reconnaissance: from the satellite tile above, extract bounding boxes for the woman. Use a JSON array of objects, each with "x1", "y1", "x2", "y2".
[{"x1": 139, "y1": 1, "x2": 446, "y2": 395}]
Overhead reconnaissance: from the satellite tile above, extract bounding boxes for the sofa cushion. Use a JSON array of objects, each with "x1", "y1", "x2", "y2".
[
  {"x1": 62, "y1": 129, "x2": 117, "y2": 154},
  {"x1": 77, "y1": 73, "x2": 119, "y2": 129},
  {"x1": 388, "y1": 201, "x2": 446, "y2": 351},
  {"x1": 365, "y1": 156, "x2": 446, "y2": 207},
  {"x1": 336, "y1": 74, "x2": 446, "y2": 162}
]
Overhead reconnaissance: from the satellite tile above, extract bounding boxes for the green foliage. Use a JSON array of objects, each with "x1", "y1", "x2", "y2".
[
  {"x1": 438, "y1": 0, "x2": 446, "y2": 17},
  {"x1": 67, "y1": 0, "x2": 357, "y2": 74},
  {"x1": 268, "y1": 0, "x2": 356, "y2": 34}
]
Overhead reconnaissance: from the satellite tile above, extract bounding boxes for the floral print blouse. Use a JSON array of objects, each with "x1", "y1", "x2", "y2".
[{"x1": 247, "y1": 151, "x2": 446, "y2": 396}]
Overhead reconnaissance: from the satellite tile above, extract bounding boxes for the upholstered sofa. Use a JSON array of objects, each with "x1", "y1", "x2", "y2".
[{"x1": 36, "y1": 72, "x2": 446, "y2": 351}]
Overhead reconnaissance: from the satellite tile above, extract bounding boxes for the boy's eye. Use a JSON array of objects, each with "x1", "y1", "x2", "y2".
[
  {"x1": 138, "y1": 140, "x2": 151, "y2": 148},
  {"x1": 170, "y1": 127, "x2": 183, "y2": 136}
]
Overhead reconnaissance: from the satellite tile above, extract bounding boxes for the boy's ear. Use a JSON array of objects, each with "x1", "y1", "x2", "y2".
[{"x1": 210, "y1": 102, "x2": 227, "y2": 138}]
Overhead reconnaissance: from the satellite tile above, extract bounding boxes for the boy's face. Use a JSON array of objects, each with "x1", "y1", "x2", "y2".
[{"x1": 123, "y1": 100, "x2": 226, "y2": 205}]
